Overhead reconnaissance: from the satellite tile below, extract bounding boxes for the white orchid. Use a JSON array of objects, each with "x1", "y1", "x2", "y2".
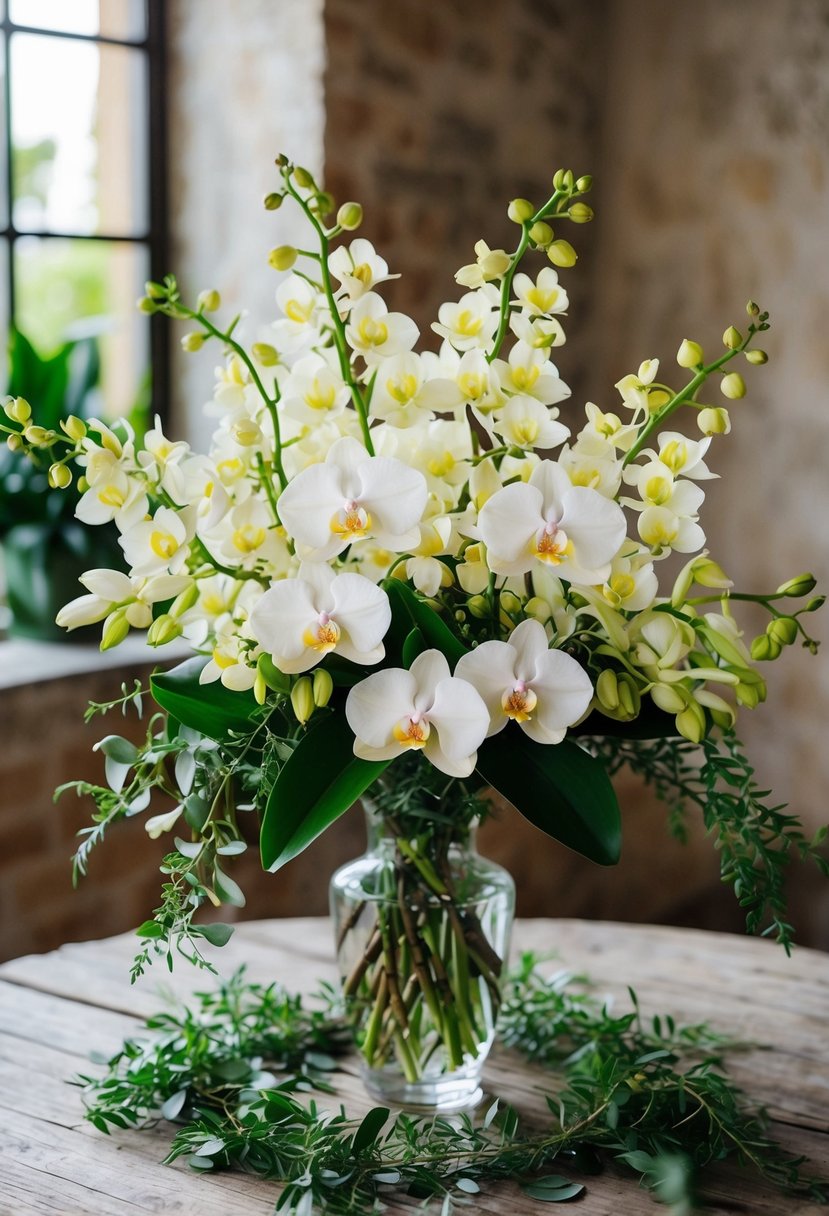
[
  {"x1": 345, "y1": 649, "x2": 489, "y2": 777},
  {"x1": 454, "y1": 240, "x2": 511, "y2": 289},
  {"x1": 510, "y1": 311, "x2": 566, "y2": 350},
  {"x1": 404, "y1": 517, "x2": 453, "y2": 596},
  {"x1": 277, "y1": 435, "x2": 427, "y2": 560},
  {"x1": 511, "y1": 267, "x2": 569, "y2": 316},
  {"x1": 345, "y1": 292, "x2": 418, "y2": 365},
  {"x1": 280, "y1": 354, "x2": 351, "y2": 425},
  {"x1": 478, "y1": 459, "x2": 627, "y2": 582},
  {"x1": 615, "y1": 359, "x2": 660, "y2": 412},
  {"x1": 119, "y1": 506, "x2": 194, "y2": 577},
  {"x1": 456, "y1": 618, "x2": 592, "y2": 744},
  {"x1": 493, "y1": 341, "x2": 571, "y2": 406},
  {"x1": 370, "y1": 351, "x2": 462, "y2": 428},
  {"x1": 432, "y1": 289, "x2": 499, "y2": 352},
  {"x1": 492, "y1": 395, "x2": 569, "y2": 451},
  {"x1": 56, "y1": 569, "x2": 191, "y2": 631},
  {"x1": 328, "y1": 238, "x2": 398, "y2": 302},
  {"x1": 250, "y1": 562, "x2": 390, "y2": 674},
  {"x1": 273, "y1": 274, "x2": 326, "y2": 351},
  {"x1": 75, "y1": 472, "x2": 148, "y2": 532}
]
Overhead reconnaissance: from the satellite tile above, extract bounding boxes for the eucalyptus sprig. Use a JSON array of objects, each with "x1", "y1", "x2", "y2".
[{"x1": 76, "y1": 962, "x2": 828, "y2": 1215}]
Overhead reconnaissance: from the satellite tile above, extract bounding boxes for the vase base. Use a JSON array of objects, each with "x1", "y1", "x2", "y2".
[{"x1": 360, "y1": 1062, "x2": 484, "y2": 1112}]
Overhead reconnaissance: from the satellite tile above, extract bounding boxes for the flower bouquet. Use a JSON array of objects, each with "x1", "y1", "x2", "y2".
[{"x1": 6, "y1": 157, "x2": 823, "y2": 1109}]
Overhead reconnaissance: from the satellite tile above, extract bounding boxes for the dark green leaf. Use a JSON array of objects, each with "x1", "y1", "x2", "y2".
[
  {"x1": 260, "y1": 712, "x2": 389, "y2": 871},
  {"x1": 520, "y1": 1176, "x2": 586, "y2": 1201},
  {"x1": 402, "y1": 627, "x2": 426, "y2": 668},
  {"x1": 191, "y1": 923, "x2": 235, "y2": 947},
  {"x1": 151, "y1": 658, "x2": 261, "y2": 742},
  {"x1": 476, "y1": 733, "x2": 621, "y2": 866},
  {"x1": 94, "y1": 735, "x2": 140, "y2": 765},
  {"x1": 352, "y1": 1107, "x2": 390, "y2": 1154},
  {"x1": 383, "y1": 579, "x2": 468, "y2": 665}
]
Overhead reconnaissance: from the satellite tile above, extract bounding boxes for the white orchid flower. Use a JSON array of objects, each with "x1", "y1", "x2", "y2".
[
  {"x1": 345, "y1": 649, "x2": 489, "y2": 778},
  {"x1": 370, "y1": 352, "x2": 462, "y2": 428},
  {"x1": 492, "y1": 395, "x2": 570, "y2": 451},
  {"x1": 345, "y1": 292, "x2": 418, "y2": 365},
  {"x1": 648, "y1": 432, "x2": 717, "y2": 481},
  {"x1": 280, "y1": 353, "x2": 351, "y2": 426},
  {"x1": 493, "y1": 341, "x2": 571, "y2": 406},
  {"x1": 119, "y1": 506, "x2": 194, "y2": 577},
  {"x1": 456, "y1": 618, "x2": 592, "y2": 745},
  {"x1": 582, "y1": 402, "x2": 638, "y2": 452},
  {"x1": 509, "y1": 311, "x2": 566, "y2": 350},
  {"x1": 75, "y1": 472, "x2": 148, "y2": 532},
  {"x1": 200, "y1": 617, "x2": 259, "y2": 691},
  {"x1": 454, "y1": 240, "x2": 511, "y2": 289},
  {"x1": 273, "y1": 274, "x2": 325, "y2": 351},
  {"x1": 511, "y1": 267, "x2": 569, "y2": 316},
  {"x1": 56, "y1": 570, "x2": 191, "y2": 631},
  {"x1": 431, "y1": 289, "x2": 499, "y2": 352},
  {"x1": 277, "y1": 435, "x2": 427, "y2": 561},
  {"x1": 137, "y1": 415, "x2": 190, "y2": 479},
  {"x1": 478, "y1": 459, "x2": 626, "y2": 583},
  {"x1": 405, "y1": 517, "x2": 453, "y2": 596},
  {"x1": 559, "y1": 435, "x2": 624, "y2": 498},
  {"x1": 328, "y1": 238, "x2": 399, "y2": 302},
  {"x1": 250, "y1": 562, "x2": 391, "y2": 674},
  {"x1": 144, "y1": 806, "x2": 185, "y2": 839},
  {"x1": 615, "y1": 359, "x2": 660, "y2": 412}
]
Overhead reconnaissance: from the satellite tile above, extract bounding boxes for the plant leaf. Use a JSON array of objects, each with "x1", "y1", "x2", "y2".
[
  {"x1": 260, "y1": 712, "x2": 389, "y2": 871},
  {"x1": 352, "y1": 1107, "x2": 390, "y2": 1154},
  {"x1": 476, "y1": 733, "x2": 621, "y2": 866},
  {"x1": 383, "y1": 579, "x2": 468, "y2": 665},
  {"x1": 191, "y1": 923, "x2": 235, "y2": 947},
  {"x1": 151, "y1": 658, "x2": 261, "y2": 742}
]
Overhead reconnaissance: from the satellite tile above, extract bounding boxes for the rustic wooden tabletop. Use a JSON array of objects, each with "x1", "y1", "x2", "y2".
[{"x1": 0, "y1": 917, "x2": 827, "y2": 1215}]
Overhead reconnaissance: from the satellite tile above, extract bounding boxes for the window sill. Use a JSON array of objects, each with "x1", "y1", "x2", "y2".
[{"x1": 0, "y1": 635, "x2": 191, "y2": 691}]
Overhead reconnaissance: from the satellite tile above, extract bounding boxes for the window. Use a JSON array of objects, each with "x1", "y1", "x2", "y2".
[{"x1": 1, "y1": 0, "x2": 168, "y2": 419}]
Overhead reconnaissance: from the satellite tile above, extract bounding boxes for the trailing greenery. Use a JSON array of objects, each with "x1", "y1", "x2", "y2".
[
  {"x1": 75, "y1": 960, "x2": 828, "y2": 1214},
  {"x1": 591, "y1": 730, "x2": 829, "y2": 953}
]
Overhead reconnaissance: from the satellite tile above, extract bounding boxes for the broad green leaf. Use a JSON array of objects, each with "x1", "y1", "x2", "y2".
[
  {"x1": 383, "y1": 579, "x2": 468, "y2": 665},
  {"x1": 476, "y1": 732, "x2": 621, "y2": 866},
  {"x1": 402, "y1": 626, "x2": 426, "y2": 668},
  {"x1": 260, "y1": 712, "x2": 388, "y2": 871},
  {"x1": 191, "y1": 922, "x2": 235, "y2": 947},
  {"x1": 213, "y1": 864, "x2": 246, "y2": 907},
  {"x1": 352, "y1": 1107, "x2": 390, "y2": 1154},
  {"x1": 93, "y1": 735, "x2": 139, "y2": 765},
  {"x1": 520, "y1": 1175, "x2": 585, "y2": 1201},
  {"x1": 151, "y1": 658, "x2": 261, "y2": 742}
]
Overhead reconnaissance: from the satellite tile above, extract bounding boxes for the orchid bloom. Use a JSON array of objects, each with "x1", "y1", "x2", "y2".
[
  {"x1": 277, "y1": 435, "x2": 428, "y2": 560},
  {"x1": 477, "y1": 459, "x2": 626, "y2": 583},
  {"x1": 250, "y1": 562, "x2": 391, "y2": 674},
  {"x1": 55, "y1": 569, "x2": 191, "y2": 631},
  {"x1": 328, "y1": 238, "x2": 399, "y2": 302},
  {"x1": 455, "y1": 618, "x2": 592, "y2": 744},
  {"x1": 345, "y1": 291, "x2": 419, "y2": 365},
  {"x1": 345, "y1": 649, "x2": 489, "y2": 777}
]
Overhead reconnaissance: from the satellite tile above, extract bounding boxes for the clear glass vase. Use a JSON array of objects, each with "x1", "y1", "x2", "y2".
[{"x1": 330, "y1": 796, "x2": 515, "y2": 1110}]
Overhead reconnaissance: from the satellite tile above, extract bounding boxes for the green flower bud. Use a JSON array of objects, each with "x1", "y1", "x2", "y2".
[
  {"x1": 746, "y1": 299, "x2": 760, "y2": 316},
  {"x1": 651, "y1": 682, "x2": 688, "y2": 715},
  {"x1": 137, "y1": 295, "x2": 158, "y2": 314},
  {"x1": 697, "y1": 406, "x2": 731, "y2": 435},
  {"x1": 467, "y1": 595, "x2": 490, "y2": 619},
  {"x1": 6, "y1": 433, "x2": 22, "y2": 453},
  {"x1": 169, "y1": 583, "x2": 200, "y2": 618},
  {"x1": 722, "y1": 325, "x2": 742, "y2": 349},
  {"x1": 745, "y1": 348, "x2": 768, "y2": 365},
  {"x1": 48, "y1": 463, "x2": 72, "y2": 489},
  {"x1": 750, "y1": 634, "x2": 780, "y2": 662},
  {"x1": 293, "y1": 165, "x2": 316, "y2": 189},
  {"x1": 528, "y1": 220, "x2": 554, "y2": 247},
  {"x1": 546, "y1": 239, "x2": 577, "y2": 268},
  {"x1": 24, "y1": 424, "x2": 49, "y2": 446},
  {"x1": 805, "y1": 595, "x2": 826, "y2": 612},
  {"x1": 10, "y1": 396, "x2": 31, "y2": 423},
  {"x1": 676, "y1": 338, "x2": 704, "y2": 368},
  {"x1": 735, "y1": 679, "x2": 764, "y2": 708},
  {"x1": 616, "y1": 674, "x2": 640, "y2": 719},
  {"x1": 499, "y1": 590, "x2": 522, "y2": 615},
  {"x1": 290, "y1": 676, "x2": 315, "y2": 725},
  {"x1": 61, "y1": 414, "x2": 87, "y2": 441},
  {"x1": 180, "y1": 332, "x2": 205, "y2": 353},
  {"x1": 263, "y1": 191, "x2": 283, "y2": 210},
  {"x1": 562, "y1": 170, "x2": 575, "y2": 191},
  {"x1": 524, "y1": 596, "x2": 551, "y2": 622},
  {"x1": 254, "y1": 669, "x2": 268, "y2": 706},
  {"x1": 147, "y1": 614, "x2": 182, "y2": 646},
  {"x1": 336, "y1": 202, "x2": 363, "y2": 231},
  {"x1": 314, "y1": 191, "x2": 335, "y2": 217},
  {"x1": 596, "y1": 669, "x2": 619, "y2": 711},
  {"x1": 312, "y1": 668, "x2": 334, "y2": 708},
  {"x1": 145, "y1": 279, "x2": 166, "y2": 300},
  {"x1": 694, "y1": 556, "x2": 731, "y2": 588},
  {"x1": 454, "y1": 609, "x2": 466, "y2": 623},
  {"x1": 197, "y1": 289, "x2": 221, "y2": 313},
  {"x1": 720, "y1": 372, "x2": 746, "y2": 399},
  {"x1": 676, "y1": 700, "x2": 705, "y2": 743},
  {"x1": 575, "y1": 174, "x2": 593, "y2": 193},
  {"x1": 776, "y1": 573, "x2": 816, "y2": 597},
  {"x1": 77, "y1": 475, "x2": 89, "y2": 493},
  {"x1": 552, "y1": 169, "x2": 568, "y2": 190},
  {"x1": 567, "y1": 202, "x2": 594, "y2": 223},
  {"x1": 268, "y1": 245, "x2": 298, "y2": 271},
  {"x1": 252, "y1": 342, "x2": 279, "y2": 366},
  {"x1": 507, "y1": 198, "x2": 534, "y2": 224},
  {"x1": 769, "y1": 617, "x2": 798, "y2": 646},
  {"x1": 101, "y1": 609, "x2": 130, "y2": 652}
]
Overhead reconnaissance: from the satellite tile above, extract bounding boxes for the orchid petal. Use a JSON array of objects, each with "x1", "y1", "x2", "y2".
[
  {"x1": 423, "y1": 732, "x2": 477, "y2": 778},
  {"x1": 454, "y1": 641, "x2": 518, "y2": 737},
  {"x1": 249, "y1": 578, "x2": 318, "y2": 662},
  {"x1": 409, "y1": 649, "x2": 451, "y2": 713},
  {"x1": 560, "y1": 485, "x2": 627, "y2": 569},
  {"x1": 357, "y1": 456, "x2": 428, "y2": 540},
  {"x1": 478, "y1": 481, "x2": 543, "y2": 570},
  {"x1": 80, "y1": 568, "x2": 134, "y2": 600},
  {"x1": 524, "y1": 648, "x2": 593, "y2": 744},
  {"x1": 329, "y1": 573, "x2": 391, "y2": 652},
  {"x1": 346, "y1": 667, "x2": 417, "y2": 748},
  {"x1": 277, "y1": 463, "x2": 345, "y2": 550},
  {"x1": 426, "y1": 675, "x2": 490, "y2": 763}
]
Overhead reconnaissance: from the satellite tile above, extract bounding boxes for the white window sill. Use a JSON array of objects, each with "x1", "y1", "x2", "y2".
[{"x1": 0, "y1": 635, "x2": 191, "y2": 691}]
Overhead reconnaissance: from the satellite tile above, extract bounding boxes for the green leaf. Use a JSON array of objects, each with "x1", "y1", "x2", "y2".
[
  {"x1": 260, "y1": 712, "x2": 389, "y2": 871},
  {"x1": 352, "y1": 1107, "x2": 390, "y2": 1154},
  {"x1": 94, "y1": 735, "x2": 140, "y2": 765},
  {"x1": 520, "y1": 1176, "x2": 585, "y2": 1201},
  {"x1": 476, "y1": 733, "x2": 621, "y2": 866},
  {"x1": 402, "y1": 626, "x2": 426, "y2": 668},
  {"x1": 213, "y1": 864, "x2": 246, "y2": 908},
  {"x1": 383, "y1": 579, "x2": 468, "y2": 665},
  {"x1": 191, "y1": 923, "x2": 235, "y2": 948},
  {"x1": 151, "y1": 658, "x2": 261, "y2": 742}
]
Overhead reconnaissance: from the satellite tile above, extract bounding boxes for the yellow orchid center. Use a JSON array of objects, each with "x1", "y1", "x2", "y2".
[
  {"x1": 352, "y1": 263, "x2": 373, "y2": 285},
  {"x1": 501, "y1": 681, "x2": 538, "y2": 723},
  {"x1": 305, "y1": 378, "x2": 337, "y2": 411},
  {"x1": 427, "y1": 452, "x2": 455, "y2": 478},
  {"x1": 303, "y1": 614, "x2": 341, "y2": 654},
  {"x1": 454, "y1": 309, "x2": 484, "y2": 337},
  {"x1": 531, "y1": 522, "x2": 571, "y2": 565},
  {"x1": 202, "y1": 592, "x2": 229, "y2": 615},
  {"x1": 150, "y1": 529, "x2": 179, "y2": 560},
  {"x1": 603, "y1": 572, "x2": 637, "y2": 607},
  {"x1": 98, "y1": 484, "x2": 126, "y2": 508},
  {"x1": 510, "y1": 417, "x2": 540, "y2": 446},
  {"x1": 643, "y1": 474, "x2": 672, "y2": 506},
  {"x1": 212, "y1": 647, "x2": 237, "y2": 670},
  {"x1": 285, "y1": 298, "x2": 314, "y2": 324},
  {"x1": 232, "y1": 524, "x2": 266, "y2": 553},
  {"x1": 660, "y1": 439, "x2": 688, "y2": 473},
  {"x1": 526, "y1": 286, "x2": 560, "y2": 312},
  {"x1": 387, "y1": 373, "x2": 419, "y2": 405},
  {"x1": 392, "y1": 714, "x2": 431, "y2": 749},
  {"x1": 510, "y1": 365, "x2": 540, "y2": 391},
  {"x1": 569, "y1": 465, "x2": 602, "y2": 489},
  {"x1": 458, "y1": 371, "x2": 487, "y2": 401},
  {"x1": 357, "y1": 316, "x2": 388, "y2": 347},
  {"x1": 331, "y1": 501, "x2": 371, "y2": 540},
  {"x1": 217, "y1": 457, "x2": 245, "y2": 483}
]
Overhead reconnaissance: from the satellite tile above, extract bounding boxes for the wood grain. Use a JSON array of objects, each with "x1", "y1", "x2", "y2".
[{"x1": 0, "y1": 918, "x2": 826, "y2": 1215}]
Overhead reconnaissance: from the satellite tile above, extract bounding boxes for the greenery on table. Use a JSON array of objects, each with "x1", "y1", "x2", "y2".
[{"x1": 75, "y1": 959, "x2": 828, "y2": 1215}]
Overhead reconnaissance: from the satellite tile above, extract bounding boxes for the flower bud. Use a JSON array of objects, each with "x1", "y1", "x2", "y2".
[
  {"x1": 77, "y1": 475, "x2": 89, "y2": 493},
  {"x1": 776, "y1": 573, "x2": 816, "y2": 597},
  {"x1": 616, "y1": 674, "x2": 640, "y2": 719},
  {"x1": 197, "y1": 289, "x2": 221, "y2": 313},
  {"x1": 6, "y1": 432, "x2": 22, "y2": 453},
  {"x1": 524, "y1": 596, "x2": 551, "y2": 622},
  {"x1": 147, "y1": 614, "x2": 182, "y2": 646},
  {"x1": 552, "y1": 169, "x2": 568, "y2": 190},
  {"x1": 507, "y1": 198, "x2": 534, "y2": 223},
  {"x1": 61, "y1": 414, "x2": 87, "y2": 441},
  {"x1": 137, "y1": 295, "x2": 157, "y2": 314},
  {"x1": 101, "y1": 609, "x2": 130, "y2": 652},
  {"x1": 676, "y1": 700, "x2": 706, "y2": 743},
  {"x1": 337, "y1": 202, "x2": 363, "y2": 231},
  {"x1": 290, "y1": 676, "x2": 315, "y2": 725},
  {"x1": 254, "y1": 669, "x2": 268, "y2": 706},
  {"x1": 467, "y1": 595, "x2": 490, "y2": 619},
  {"x1": 48, "y1": 463, "x2": 72, "y2": 489},
  {"x1": 769, "y1": 616, "x2": 798, "y2": 646},
  {"x1": 24, "y1": 424, "x2": 49, "y2": 446},
  {"x1": 180, "y1": 332, "x2": 205, "y2": 353},
  {"x1": 263, "y1": 192, "x2": 283, "y2": 210},
  {"x1": 10, "y1": 396, "x2": 31, "y2": 423},
  {"x1": 805, "y1": 595, "x2": 825, "y2": 612},
  {"x1": 528, "y1": 220, "x2": 553, "y2": 247},
  {"x1": 546, "y1": 239, "x2": 577, "y2": 268},
  {"x1": 596, "y1": 669, "x2": 619, "y2": 711},
  {"x1": 676, "y1": 338, "x2": 703, "y2": 368},
  {"x1": 567, "y1": 202, "x2": 594, "y2": 223},
  {"x1": 575, "y1": 174, "x2": 593, "y2": 193},
  {"x1": 694, "y1": 557, "x2": 731, "y2": 589},
  {"x1": 750, "y1": 634, "x2": 780, "y2": 662},
  {"x1": 293, "y1": 165, "x2": 316, "y2": 189},
  {"x1": 314, "y1": 191, "x2": 335, "y2": 217},
  {"x1": 169, "y1": 583, "x2": 199, "y2": 618},
  {"x1": 268, "y1": 245, "x2": 298, "y2": 271},
  {"x1": 735, "y1": 676, "x2": 765, "y2": 708},
  {"x1": 722, "y1": 325, "x2": 742, "y2": 349},
  {"x1": 745, "y1": 348, "x2": 768, "y2": 365},
  {"x1": 746, "y1": 299, "x2": 760, "y2": 316},
  {"x1": 312, "y1": 668, "x2": 334, "y2": 708},
  {"x1": 697, "y1": 406, "x2": 731, "y2": 435},
  {"x1": 145, "y1": 279, "x2": 166, "y2": 300},
  {"x1": 651, "y1": 682, "x2": 688, "y2": 715},
  {"x1": 499, "y1": 590, "x2": 522, "y2": 616},
  {"x1": 248, "y1": 346, "x2": 278, "y2": 372},
  {"x1": 720, "y1": 372, "x2": 746, "y2": 399}
]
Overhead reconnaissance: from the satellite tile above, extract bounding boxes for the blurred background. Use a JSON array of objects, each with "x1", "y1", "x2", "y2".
[{"x1": 1, "y1": 0, "x2": 828, "y2": 961}]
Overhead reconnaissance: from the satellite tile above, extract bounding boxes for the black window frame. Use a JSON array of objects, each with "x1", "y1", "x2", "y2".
[{"x1": 0, "y1": 0, "x2": 169, "y2": 420}]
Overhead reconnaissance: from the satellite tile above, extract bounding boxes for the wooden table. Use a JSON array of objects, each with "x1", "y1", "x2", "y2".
[{"x1": 1, "y1": 918, "x2": 827, "y2": 1215}]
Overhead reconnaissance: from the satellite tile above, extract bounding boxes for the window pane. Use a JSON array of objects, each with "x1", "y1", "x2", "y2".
[
  {"x1": 14, "y1": 237, "x2": 150, "y2": 419},
  {"x1": 0, "y1": 33, "x2": 6, "y2": 230},
  {"x1": 11, "y1": 34, "x2": 148, "y2": 237},
  {"x1": 9, "y1": 0, "x2": 147, "y2": 40},
  {"x1": 0, "y1": 239, "x2": 9, "y2": 347}
]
